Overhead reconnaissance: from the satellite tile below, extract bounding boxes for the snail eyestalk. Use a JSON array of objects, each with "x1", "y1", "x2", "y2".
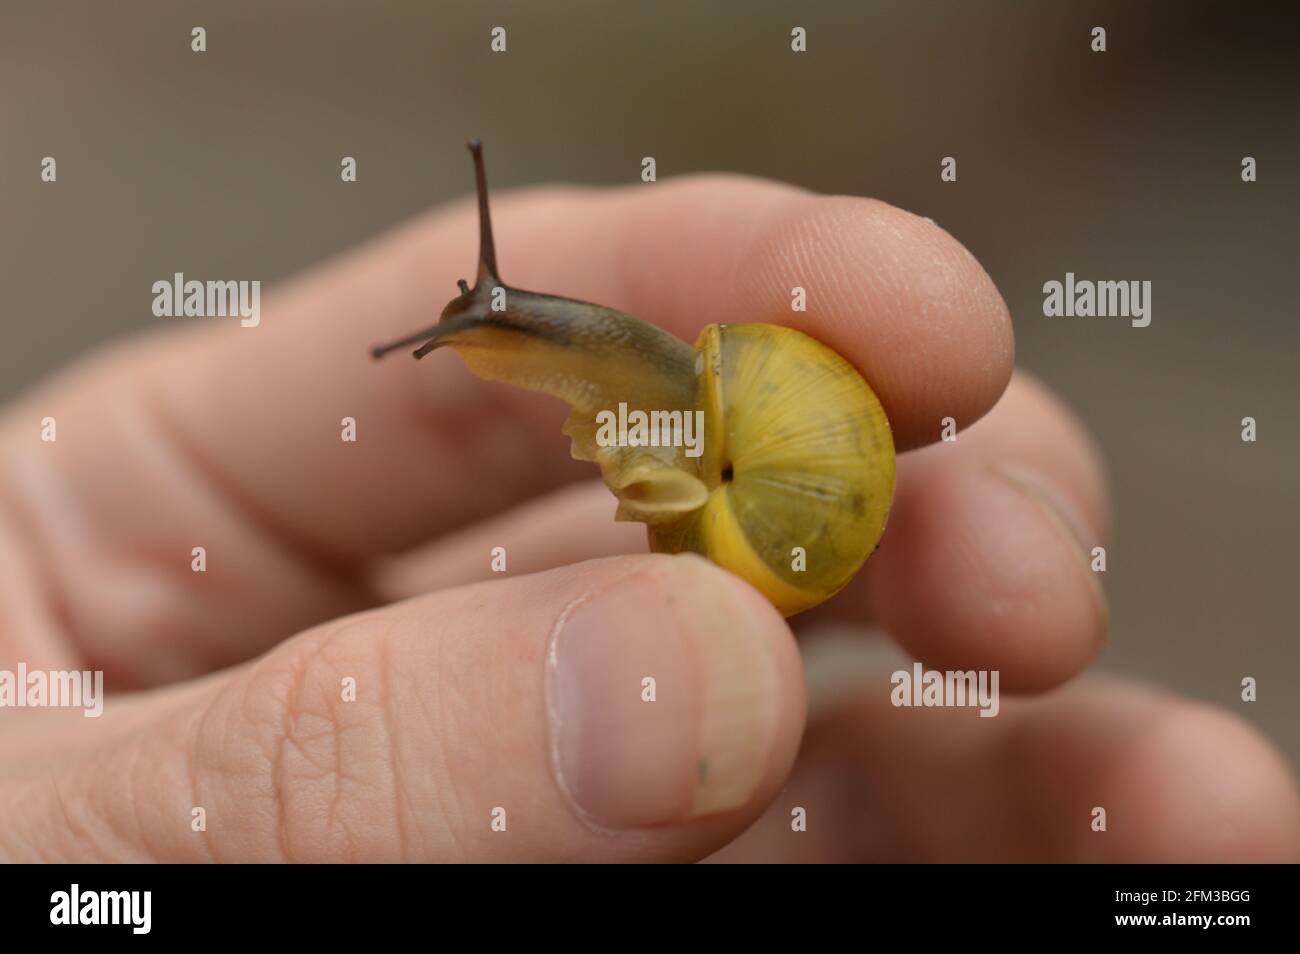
[{"x1": 468, "y1": 138, "x2": 500, "y2": 286}]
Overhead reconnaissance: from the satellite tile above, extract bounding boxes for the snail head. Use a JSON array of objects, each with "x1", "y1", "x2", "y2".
[{"x1": 370, "y1": 139, "x2": 509, "y2": 361}]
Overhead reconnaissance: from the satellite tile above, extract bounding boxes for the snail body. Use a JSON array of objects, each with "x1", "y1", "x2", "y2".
[{"x1": 373, "y1": 142, "x2": 895, "y2": 616}]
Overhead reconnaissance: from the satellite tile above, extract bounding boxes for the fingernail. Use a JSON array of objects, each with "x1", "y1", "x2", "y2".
[
  {"x1": 992, "y1": 465, "x2": 1109, "y2": 618},
  {"x1": 547, "y1": 556, "x2": 782, "y2": 830}
]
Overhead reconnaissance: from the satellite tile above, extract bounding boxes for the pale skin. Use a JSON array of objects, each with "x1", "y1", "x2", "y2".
[{"x1": 0, "y1": 176, "x2": 1296, "y2": 862}]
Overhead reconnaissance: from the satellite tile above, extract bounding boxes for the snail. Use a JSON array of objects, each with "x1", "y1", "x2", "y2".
[{"x1": 372, "y1": 141, "x2": 896, "y2": 615}]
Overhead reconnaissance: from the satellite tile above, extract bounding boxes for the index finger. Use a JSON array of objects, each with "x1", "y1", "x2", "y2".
[{"x1": 7, "y1": 173, "x2": 1013, "y2": 566}]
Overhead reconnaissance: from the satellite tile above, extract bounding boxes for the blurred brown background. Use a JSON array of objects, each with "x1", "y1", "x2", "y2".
[{"x1": 2, "y1": 2, "x2": 1297, "y2": 764}]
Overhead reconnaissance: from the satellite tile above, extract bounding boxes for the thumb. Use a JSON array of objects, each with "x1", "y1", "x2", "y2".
[{"x1": 5, "y1": 554, "x2": 805, "y2": 862}]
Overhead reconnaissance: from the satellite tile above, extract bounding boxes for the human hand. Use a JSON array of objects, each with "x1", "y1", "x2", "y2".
[{"x1": 2, "y1": 175, "x2": 1295, "y2": 861}]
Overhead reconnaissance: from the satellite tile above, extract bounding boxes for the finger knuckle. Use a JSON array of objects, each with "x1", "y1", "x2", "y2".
[{"x1": 195, "y1": 616, "x2": 406, "y2": 861}]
